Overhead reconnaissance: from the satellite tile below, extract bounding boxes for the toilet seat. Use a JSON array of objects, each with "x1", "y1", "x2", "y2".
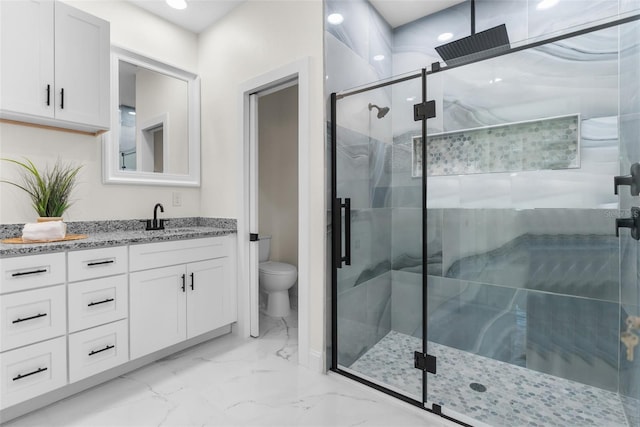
[{"x1": 259, "y1": 261, "x2": 297, "y2": 276}]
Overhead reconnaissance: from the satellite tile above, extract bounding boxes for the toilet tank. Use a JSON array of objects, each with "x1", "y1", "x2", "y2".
[{"x1": 258, "y1": 235, "x2": 271, "y2": 262}]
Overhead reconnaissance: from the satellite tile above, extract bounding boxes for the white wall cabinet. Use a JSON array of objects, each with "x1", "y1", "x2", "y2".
[
  {"x1": 0, "y1": 0, "x2": 110, "y2": 132},
  {"x1": 129, "y1": 237, "x2": 236, "y2": 359}
]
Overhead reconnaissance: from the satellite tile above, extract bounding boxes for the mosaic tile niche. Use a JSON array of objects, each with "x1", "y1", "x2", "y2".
[{"x1": 412, "y1": 114, "x2": 580, "y2": 177}]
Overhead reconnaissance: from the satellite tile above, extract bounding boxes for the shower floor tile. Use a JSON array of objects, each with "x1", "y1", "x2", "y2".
[{"x1": 349, "y1": 331, "x2": 629, "y2": 427}]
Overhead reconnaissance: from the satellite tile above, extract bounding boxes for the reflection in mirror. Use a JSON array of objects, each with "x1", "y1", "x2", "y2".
[{"x1": 104, "y1": 46, "x2": 200, "y2": 187}]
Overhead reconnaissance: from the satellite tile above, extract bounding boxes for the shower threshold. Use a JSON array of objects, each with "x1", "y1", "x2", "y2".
[{"x1": 348, "y1": 331, "x2": 629, "y2": 427}]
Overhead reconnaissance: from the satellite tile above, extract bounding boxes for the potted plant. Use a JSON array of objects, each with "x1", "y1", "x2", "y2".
[{"x1": 1, "y1": 157, "x2": 82, "y2": 221}]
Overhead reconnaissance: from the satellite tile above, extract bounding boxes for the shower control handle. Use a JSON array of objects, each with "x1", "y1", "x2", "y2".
[
  {"x1": 616, "y1": 207, "x2": 640, "y2": 240},
  {"x1": 614, "y1": 163, "x2": 640, "y2": 196}
]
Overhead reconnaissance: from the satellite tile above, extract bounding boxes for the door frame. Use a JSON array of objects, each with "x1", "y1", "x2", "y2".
[{"x1": 237, "y1": 58, "x2": 311, "y2": 368}]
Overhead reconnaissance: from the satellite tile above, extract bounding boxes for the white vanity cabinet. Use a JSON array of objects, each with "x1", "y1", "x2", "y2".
[
  {"x1": 0, "y1": 254, "x2": 68, "y2": 410},
  {"x1": 129, "y1": 236, "x2": 236, "y2": 359},
  {"x1": 0, "y1": 0, "x2": 110, "y2": 132},
  {"x1": 0, "y1": 232, "x2": 237, "y2": 419},
  {"x1": 67, "y1": 246, "x2": 129, "y2": 383}
]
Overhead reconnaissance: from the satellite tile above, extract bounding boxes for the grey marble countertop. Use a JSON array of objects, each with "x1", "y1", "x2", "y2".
[{"x1": 0, "y1": 217, "x2": 236, "y2": 257}]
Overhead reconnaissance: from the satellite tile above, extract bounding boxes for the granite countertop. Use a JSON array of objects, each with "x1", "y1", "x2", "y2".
[{"x1": 0, "y1": 217, "x2": 236, "y2": 257}]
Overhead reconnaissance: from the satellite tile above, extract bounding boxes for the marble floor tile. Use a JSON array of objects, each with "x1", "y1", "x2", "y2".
[{"x1": 4, "y1": 312, "x2": 454, "y2": 427}]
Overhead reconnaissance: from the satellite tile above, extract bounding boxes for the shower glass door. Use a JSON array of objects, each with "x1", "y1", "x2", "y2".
[
  {"x1": 332, "y1": 73, "x2": 426, "y2": 401},
  {"x1": 423, "y1": 18, "x2": 640, "y2": 427}
]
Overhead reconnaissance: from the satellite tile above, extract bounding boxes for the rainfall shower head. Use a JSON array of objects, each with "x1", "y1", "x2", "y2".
[
  {"x1": 368, "y1": 103, "x2": 390, "y2": 119},
  {"x1": 435, "y1": 0, "x2": 510, "y2": 66}
]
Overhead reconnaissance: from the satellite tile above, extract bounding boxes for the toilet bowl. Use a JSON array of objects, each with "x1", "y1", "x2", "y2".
[{"x1": 258, "y1": 236, "x2": 297, "y2": 317}]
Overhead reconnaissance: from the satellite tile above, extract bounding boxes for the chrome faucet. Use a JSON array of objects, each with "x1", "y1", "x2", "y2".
[{"x1": 144, "y1": 203, "x2": 167, "y2": 230}]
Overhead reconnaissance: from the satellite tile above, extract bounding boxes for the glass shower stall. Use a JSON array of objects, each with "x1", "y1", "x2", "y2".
[{"x1": 330, "y1": 13, "x2": 640, "y2": 427}]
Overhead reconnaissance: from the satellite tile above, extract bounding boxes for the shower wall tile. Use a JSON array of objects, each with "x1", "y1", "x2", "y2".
[
  {"x1": 620, "y1": 232, "x2": 639, "y2": 308},
  {"x1": 368, "y1": 3, "x2": 392, "y2": 79},
  {"x1": 441, "y1": 209, "x2": 619, "y2": 302},
  {"x1": 426, "y1": 277, "x2": 528, "y2": 367},
  {"x1": 325, "y1": 0, "x2": 370, "y2": 66},
  {"x1": 622, "y1": 0, "x2": 640, "y2": 13},
  {"x1": 526, "y1": 0, "x2": 619, "y2": 40},
  {"x1": 337, "y1": 271, "x2": 391, "y2": 367},
  {"x1": 325, "y1": 0, "x2": 392, "y2": 89},
  {"x1": 390, "y1": 207, "x2": 442, "y2": 276},
  {"x1": 325, "y1": 34, "x2": 385, "y2": 98},
  {"x1": 390, "y1": 270, "x2": 422, "y2": 338},
  {"x1": 526, "y1": 291, "x2": 619, "y2": 392},
  {"x1": 336, "y1": 207, "x2": 391, "y2": 295},
  {"x1": 335, "y1": 125, "x2": 392, "y2": 210},
  {"x1": 441, "y1": 208, "x2": 522, "y2": 274}
]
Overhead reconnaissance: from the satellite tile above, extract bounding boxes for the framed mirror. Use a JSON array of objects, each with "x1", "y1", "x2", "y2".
[{"x1": 103, "y1": 46, "x2": 200, "y2": 186}]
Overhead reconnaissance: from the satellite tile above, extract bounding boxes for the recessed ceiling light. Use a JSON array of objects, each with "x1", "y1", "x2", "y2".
[
  {"x1": 437, "y1": 32, "x2": 454, "y2": 42},
  {"x1": 327, "y1": 13, "x2": 344, "y2": 25},
  {"x1": 166, "y1": 0, "x2": 187, "y2": 10},
  {"x1": 128, "y1": 111, "x2": 136, "y2": 116},
  {"x1": 406, "y1": 96, "x2": 416, "y2": 102},
  {"x1": 536, "y1": 0, "x2": 559, "y2": 10},
  {"x1": 494, "y1": 77, "x2": 503, "y2": 83},
  {"x1": 373, "y1": 54, "x2": 385, "y2": 61}
]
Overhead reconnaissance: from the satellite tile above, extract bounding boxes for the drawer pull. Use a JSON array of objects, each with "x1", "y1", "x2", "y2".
[
  {"x1": 12, "y1": 313, "x2": 47, "y2": 324},
  {"x1": 88, "y1": 344, "x2": 115, "y2": 356},
  {"x1": 86, "y1": 259, "x2": 115, "y2": 267},
  {"x1": 13, "y1": 367, "x2": 48, "y2": 381},
  {"x1": 87, "y1": 298, "x2": 115, "y2": 307},
  {"x1": 11, "y1": 268, "x2": 48, "y2": 277}
]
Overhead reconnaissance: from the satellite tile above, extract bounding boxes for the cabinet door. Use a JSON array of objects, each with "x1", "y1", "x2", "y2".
[
  {"x1": 54, "y1": 1, "x2": 109, "y2": 128},
  {"x1": 130, "y1": 265, "x2": 186, "y2": 359},
  {"x1": 187, "y1": 258, "x2": 231, "y2": 338},
  {"x1": 0, "y1": 0, "x2": 54, "y2": 118}
]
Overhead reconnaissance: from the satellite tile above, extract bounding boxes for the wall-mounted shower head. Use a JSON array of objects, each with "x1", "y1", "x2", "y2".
[{"x1": 368, "y1": 103, "x2": 390, "y2": 119}]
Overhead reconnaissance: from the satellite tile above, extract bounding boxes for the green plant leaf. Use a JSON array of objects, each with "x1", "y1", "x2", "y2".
[{"x1": 1, "y1": 157, "x2": 82, "y2": 218}]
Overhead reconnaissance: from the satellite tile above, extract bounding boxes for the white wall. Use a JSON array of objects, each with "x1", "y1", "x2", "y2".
[
  {"x1": 197, "y1": 0, "x2": 325, "y2": 359},
  {"x1": 0, "y1": 0, "x2": 200, "y2": 224}
]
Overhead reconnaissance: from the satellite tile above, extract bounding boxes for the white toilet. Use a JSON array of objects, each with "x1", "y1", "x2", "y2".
[{"x1": 259, "y1": 235, "x2": 297, "y2": 317}]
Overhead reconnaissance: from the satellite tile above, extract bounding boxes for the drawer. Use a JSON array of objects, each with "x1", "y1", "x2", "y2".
[
  {"x1": 68, "y1": 319, "x2": 128, "y2": 383},
  {"x1": 0, "y1": 285, "x2": 66, "y2": 352},
  {"x1": 0, "y1": 336, "x2": 67, "y2": 409},
  {"x1": 68, "y1": 246, "x2": 127, "y2": 282},
  {"x1": 129, "y1": 236, "x2": 230, "y2": 272},
  {"x1": 0, "y1": 252, "x2": 65, "y2": 294},
  {"x1": 68, "y1": 275, "x2": 128, "y2": 333}
]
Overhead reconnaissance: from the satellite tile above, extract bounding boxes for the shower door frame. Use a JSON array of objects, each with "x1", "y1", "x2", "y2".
[
  {"x1": 329, "y1": 70, "x2": 432, "y2": 411},
  {"x1": 329, "y1": 11, "x2": 640, "y2": 427}
]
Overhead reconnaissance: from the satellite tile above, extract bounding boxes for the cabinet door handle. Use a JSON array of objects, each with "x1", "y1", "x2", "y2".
[
  {"x1": 12, "y1": 313, "x2": 47, "y2": 324},
  {"x1": 86, "y1": 259, "x2": 115, "y2": 267},
  {"x1": 190, "y1": 272, "x2": 194, "y2": 290},
  {"x1": 11, "y1": 268, "x2": 48, "y2": 277},
  {"x1": 46, "y1": 84, "x2": 51, "y2": 106},
  {"x1": 88, "y1": 344, "x2": 115, "y2": 356},
  {"x1": 181, "y1": 274, "x2": 186, "y2": 292},
  {"x1": 13, "y1": 367, "x2": 48, "y2": 381},
  {"x1": 88, "y1": 298, "x2": 114, "y2": 307},
  {"x1": 60, "y1": 88, "x2": 64, "y2": 109}
]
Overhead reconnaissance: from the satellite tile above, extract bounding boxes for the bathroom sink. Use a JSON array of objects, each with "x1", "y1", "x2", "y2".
[{"x1": 145, "y1": 227, "x2": 202, "y2": 234}]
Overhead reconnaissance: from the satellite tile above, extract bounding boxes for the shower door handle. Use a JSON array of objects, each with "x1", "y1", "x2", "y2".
[{"x1": 334, "y1": 197, "x2": 351, "y2": 268}]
